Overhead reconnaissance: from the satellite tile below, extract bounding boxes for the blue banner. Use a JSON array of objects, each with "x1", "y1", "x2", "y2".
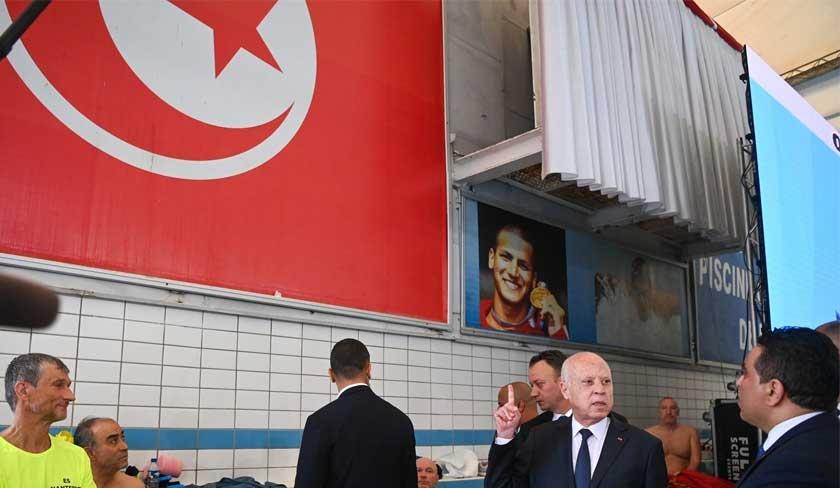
[{"x1": 694, "y1": 252, "x2": 753, "y2": 364}]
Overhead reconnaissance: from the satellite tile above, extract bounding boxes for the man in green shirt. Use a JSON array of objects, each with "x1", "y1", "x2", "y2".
[{"x1": 1, "y1": 352, "x2": 96, "y2": 488}]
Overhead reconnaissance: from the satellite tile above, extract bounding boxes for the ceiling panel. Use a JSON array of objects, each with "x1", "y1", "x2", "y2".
[
  {"x1": 694, "y1": 0, "x2": 742, "y2": 17},
  {"x1": 695, "y1": 0, "x2": 840, "y2": 73}
]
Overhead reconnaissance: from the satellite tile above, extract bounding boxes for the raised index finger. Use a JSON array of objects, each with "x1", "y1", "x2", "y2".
[{"x1": 506, "y1": 384, "x2": 515, "y2": 407}]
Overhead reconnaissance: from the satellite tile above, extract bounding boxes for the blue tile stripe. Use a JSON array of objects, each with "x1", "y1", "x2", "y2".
[
  {"x1": 439, "y1": 479, "x2": 485, "y2": 487},
  {"x1": 23, "y1": 427, "x2": 495, "y2": 451}
]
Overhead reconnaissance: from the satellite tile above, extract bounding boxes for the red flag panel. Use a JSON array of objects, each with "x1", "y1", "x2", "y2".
[{"x1": 0, "y1": 0, "x2": 448, "y2": 322}]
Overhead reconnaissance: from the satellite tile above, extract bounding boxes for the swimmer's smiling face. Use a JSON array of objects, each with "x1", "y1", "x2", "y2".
[{"x1": 488, "y1": 229, "x2": 537, "y2": 308}]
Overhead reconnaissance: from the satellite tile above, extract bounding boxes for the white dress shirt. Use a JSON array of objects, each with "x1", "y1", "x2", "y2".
[
  {"x1": 553, "y1": 408, "x2": 573, "y2": 421},
  {"x1": 762, "y1": 411, "x2": 822, "y2": 452},
  {"x1": 571, "y1": 416, "x2": 611, "y2": 477},
  {"x1": 336, "y1": 382, "x2": 367, "y2": 399}
]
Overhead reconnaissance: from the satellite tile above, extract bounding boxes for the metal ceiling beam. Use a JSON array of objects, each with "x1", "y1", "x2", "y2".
[
  {"x1": 452, "y1": 127, "x2": 542, "y2": 184},
  {"x1": 783, "y1": 49, "x2": 840, "y2": 87}
]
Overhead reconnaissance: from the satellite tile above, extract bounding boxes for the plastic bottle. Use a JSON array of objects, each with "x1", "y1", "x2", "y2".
[{"x1": 146, "y1": 457, "x2": 160, "y2": 488}]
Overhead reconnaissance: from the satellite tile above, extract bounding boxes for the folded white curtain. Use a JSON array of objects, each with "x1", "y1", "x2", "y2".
[{"x1": 539, "y1": 0, "x2": 748, "y2": 242}]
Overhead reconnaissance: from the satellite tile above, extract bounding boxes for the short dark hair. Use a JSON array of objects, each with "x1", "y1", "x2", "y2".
[
  {"x1": 755, "y1": 327, "x2": 839, "y2": 411},
  {"x1": 528, "y1": 350, "x2": 567, "y2": 375},
  {"x1": 495, "y1": 224, "x2": 538, "y2": 268},
  {"x1": 330, "y1": 339, "x2": 370, "y2": 380},
  {"x1": 5, "y1": 353, "x2": 69, "y2": 411},
  {"x1": 74, "y1": 416, "x2": 106, "y2": 449}
]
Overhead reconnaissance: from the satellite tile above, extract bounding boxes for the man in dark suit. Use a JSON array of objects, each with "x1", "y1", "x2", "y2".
[
  {"x1": 294, "y1": 338, "x2": 417, "y2": 488},
  {"x1": 485, "y1": 350, "x2": 570, "y2": 487},
  {"x1": 734, "y1": 327, "x2": 839, "y2": 488},
  {"x1": 488, "y1": 351, "x2": 666, "y2": 488}
]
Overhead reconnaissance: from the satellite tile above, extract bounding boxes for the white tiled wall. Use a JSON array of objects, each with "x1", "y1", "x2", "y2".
[{"x1": 0, "y1": 292, "x2": 736, "y2": 486}]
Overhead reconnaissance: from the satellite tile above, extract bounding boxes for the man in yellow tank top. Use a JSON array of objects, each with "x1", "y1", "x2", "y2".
[{"x1": 0, "y1": 353, "x2": 95, "y2": 488}]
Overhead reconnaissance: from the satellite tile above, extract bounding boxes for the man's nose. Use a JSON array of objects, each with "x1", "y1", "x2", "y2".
[{"x1": 65, "y1": 388, "x2": 76, "y2": 402}]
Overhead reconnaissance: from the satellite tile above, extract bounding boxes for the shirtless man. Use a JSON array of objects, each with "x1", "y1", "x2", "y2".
[
  {"x1": 74, "y1": 417, "x2": 144, "y2": 488},
  {"x1": 646, "y1": 397, "x2": 700, "y2": 475},
  {"x1": 416, "y1": 457, "x2": 441, "y2": 488}
]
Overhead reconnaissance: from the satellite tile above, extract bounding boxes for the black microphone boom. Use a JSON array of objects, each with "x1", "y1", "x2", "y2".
[
  {"x1": 0, "y1": 273, "x2": 59, "y2": 328},
  {"x1": 0, "y1": 0, "x2": 51, "y2": 61}
]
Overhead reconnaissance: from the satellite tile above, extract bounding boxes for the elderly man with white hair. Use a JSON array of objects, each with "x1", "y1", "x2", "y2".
[{"x1": 488, "y1": 351, "x2": 667, "y2": 488}]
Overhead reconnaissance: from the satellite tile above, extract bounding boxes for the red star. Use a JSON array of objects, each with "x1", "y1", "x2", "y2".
[{"x1": 170, "y1": 0, "x2": 281, "y2": 77}]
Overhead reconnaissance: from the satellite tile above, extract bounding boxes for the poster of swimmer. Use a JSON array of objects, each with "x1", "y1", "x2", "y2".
[
  {"x1": 462, "y1": 200, "x2": 570, "y2": 341},
  {"x1": 588, "y1": 237, "x2": 690, "y2": 357}
]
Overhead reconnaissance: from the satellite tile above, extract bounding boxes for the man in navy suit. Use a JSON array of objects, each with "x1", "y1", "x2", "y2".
[
  {"x1": 488, "y1": 351, "x2": 666, "y2": 488},
  {"x1": 734, "y1": 327, "x2": 839, "y2": 488},
  {"x1": 294, "y1": 338, "x2": 417, "y2": 488}
]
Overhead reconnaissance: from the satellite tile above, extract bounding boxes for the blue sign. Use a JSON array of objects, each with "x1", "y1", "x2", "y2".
[{"x1": 694, "y1": 252, "x2": 753, "y2": 364}]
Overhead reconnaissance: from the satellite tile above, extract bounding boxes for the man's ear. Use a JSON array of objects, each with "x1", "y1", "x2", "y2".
[
  {"x1": 13, "y1": 381, "x2": 29, "y2": 405},
  {"x1": 765, "y1": 378, "x2": 785, "y2": 407},
  {"x1": 560, "y1": 379, "x2": 570, "y2": 400},
  {"x1": 517, "y1": 399, "x2": 526, "y2": 413},
  {"x1": 488, "y1": 248, "x2": 496, "y2": 269},
  {"x1": 328, "y1": 368, "x2": 336, "y2": 384},
  {"x1": 364, "y1": 362, "x2": 372, "y2": 380}
]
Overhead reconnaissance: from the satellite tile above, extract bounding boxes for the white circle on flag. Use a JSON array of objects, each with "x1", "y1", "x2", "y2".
[{"x1": 0, "y1": 0, "x2": 317, "y2": 180}]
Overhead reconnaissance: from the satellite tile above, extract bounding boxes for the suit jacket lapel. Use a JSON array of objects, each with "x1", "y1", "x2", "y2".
[
  {"x1": 590, "y1": 420, "x2": 629, "y2": 488},
  {"x1": 552, "y1": 418, "x2": 575, "y2": 488},
  {"x1": 736, "y1": 412, "x2": 830, "y2": 487},
  {"x1": 734, "y1": 449, "x2": 764, "y2": 487}
]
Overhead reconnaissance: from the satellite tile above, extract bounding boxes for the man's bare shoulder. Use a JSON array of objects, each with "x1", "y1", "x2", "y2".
[
  {"x1": 676, "y1": 423, "x2": 698, "y2": 436},
  {"x1": 646, "y1": 423, "x2": 697, "y2": 439},
  {"x1": 116, "y1": 472, "x2": 145, "y2": 488}
]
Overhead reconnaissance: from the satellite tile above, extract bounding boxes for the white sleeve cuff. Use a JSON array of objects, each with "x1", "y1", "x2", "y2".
[{"x1": 494, "y1": 436, "x2": 513, "y2": 445}]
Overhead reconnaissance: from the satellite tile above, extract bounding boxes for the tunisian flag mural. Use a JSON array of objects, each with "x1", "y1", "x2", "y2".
[{"x1": 0, "y1": 1, "x2": 448, "y2": 322}]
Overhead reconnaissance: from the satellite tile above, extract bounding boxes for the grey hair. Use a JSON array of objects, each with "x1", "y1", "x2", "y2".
[
  {"x1": 560, "y1": 358, "x2": 572, "y2": 384},
  {"x1": 74, "y1": 416, "x2": 106, "y2": 449},
  {"x1": 4, "y1": 353, "x2": 69, "y2": 412}
]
